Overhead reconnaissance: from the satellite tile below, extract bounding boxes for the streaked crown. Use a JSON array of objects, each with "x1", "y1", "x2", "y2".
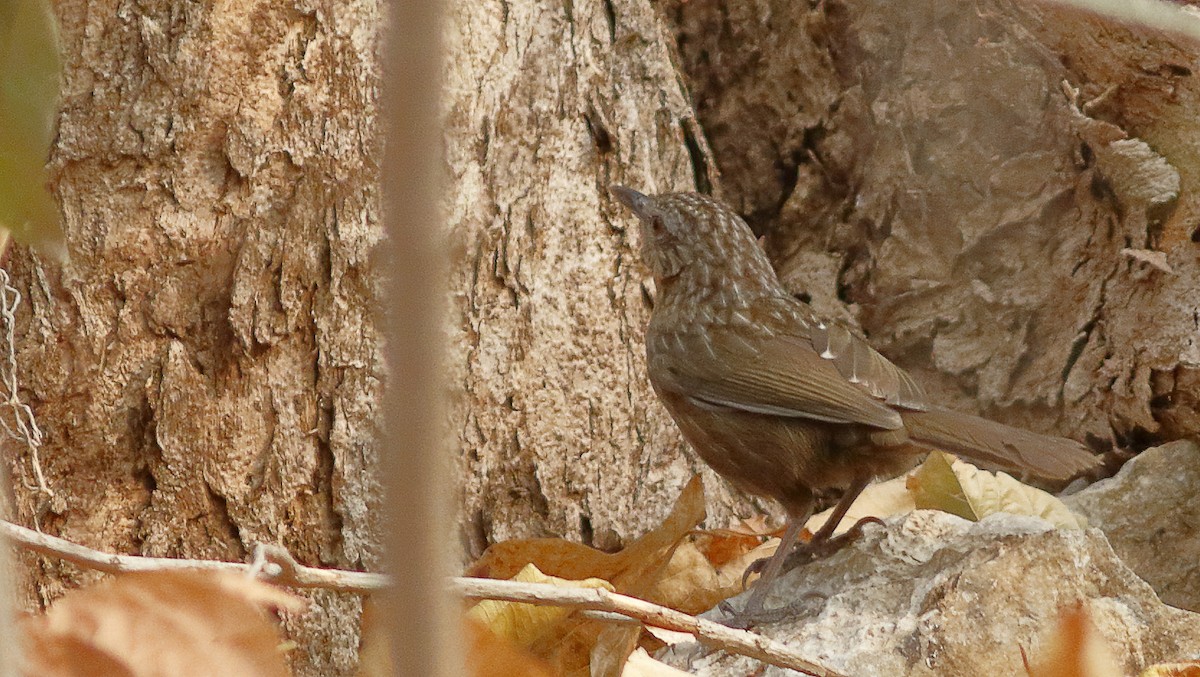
[{"x1": 609, "y1": 187, "x2": 779, "y2": 298}]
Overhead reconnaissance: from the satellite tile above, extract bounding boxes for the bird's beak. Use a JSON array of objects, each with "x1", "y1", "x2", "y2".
[{"x1": 609, "y1": 185, "x2": 654, "y2": 221}]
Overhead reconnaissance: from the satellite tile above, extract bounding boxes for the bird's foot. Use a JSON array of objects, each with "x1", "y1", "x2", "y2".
[
  {"x1": 715, "y1": 592, "x2": 827, "y2": 629},
  {"x1": 783, "y1": 515, "x2": 884, "y2": 570},
  {"x1": 741, "y1": 515, "x2": 884, "y2": 584}
]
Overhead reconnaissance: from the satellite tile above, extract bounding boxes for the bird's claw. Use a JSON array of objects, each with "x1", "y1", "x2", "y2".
[
  {"x1": 741, "y1": 554, "x2": 770, "y2": 591},
  {"x1": 716, "y1": 591, "x2": 828, "y2": 629},
  {"x1": 785, "y1": 515, "x2": 884, "y2": 569}
]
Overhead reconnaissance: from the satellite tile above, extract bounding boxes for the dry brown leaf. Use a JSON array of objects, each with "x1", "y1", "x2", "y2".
[
  {"x1": 1026, "y1": 603, "x2": 1120, "y2": 677},
  {"x1": 467, "y1": 536, "x2": 615, "y2": 584},
  {"x1": 19, "y1": 570, "x2": 301, "y2": 677},
  {"x1": 690, "y1": 519, "x2": 776, "y2": 568},
  {"x1": 591, "y1": 623, "x2": 642, "y2": 677},
  {"x1": 466, "y1": 476, "x2": 707, "y2": 677},
  {"x1": 468, "y1": 476, "x2": 706, "y2": 598},
  {"x1": 649, "y1": 537, "x2": 774, "y2": 615},
  {"x1": 465, "y1": 617, "x2": 555, "y2": 677}
]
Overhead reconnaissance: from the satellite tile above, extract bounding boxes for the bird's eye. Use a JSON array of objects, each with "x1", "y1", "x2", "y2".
[{"x1": 650, "y1": 216, "x2": 666, "y2": 235}]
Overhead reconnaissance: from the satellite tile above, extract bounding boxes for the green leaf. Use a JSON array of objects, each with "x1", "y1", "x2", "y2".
[{"x1": 0, "y1": 0, "x2": 66, "y2": 260}]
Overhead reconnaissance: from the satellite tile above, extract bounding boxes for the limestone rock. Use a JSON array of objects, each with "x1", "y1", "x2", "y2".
[
  {"x1": 1065, "y1": 440, "x2": 1200, "y2": 613},
  {"x1": 659, "y1": 511, "x2": 1200, "y2": 676}
]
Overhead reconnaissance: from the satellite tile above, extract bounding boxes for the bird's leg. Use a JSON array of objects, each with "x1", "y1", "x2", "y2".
[
  {"x1": 785, "y1": 476, "x2": 875, "y2": 568},
  {"x1": 737, "y1": 514, "x2": 808, "y2": 619},
  {"x1": 722, "y1": 478, "x2": 880, "y2": 627},
  {"x1": 739, "y1": 475, "x2": 875, "y2": 586},
  {"x1": 809, "y1": 476, "x2": 870, "y2": 544}
]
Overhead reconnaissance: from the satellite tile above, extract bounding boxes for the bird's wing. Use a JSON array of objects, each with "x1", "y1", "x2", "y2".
[
  {"x1": 806, "y1": 319, "x2": 928, "y2": 411},
  {"x1": 649, "y1": 325, "x2": 908, "y2": 430}
]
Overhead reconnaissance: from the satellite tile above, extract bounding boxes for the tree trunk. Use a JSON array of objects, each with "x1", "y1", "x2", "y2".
[
  {"x1": 446, "y1": 0, "x2": 774, "y2": 560},
  {"x1": 7, "y1": 2, "x2": 382, "y2": 675}
]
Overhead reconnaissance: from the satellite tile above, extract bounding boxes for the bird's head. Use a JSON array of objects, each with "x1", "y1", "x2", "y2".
[{"x1": 609, "y1": 186, "x2": 778, "y2": 296}]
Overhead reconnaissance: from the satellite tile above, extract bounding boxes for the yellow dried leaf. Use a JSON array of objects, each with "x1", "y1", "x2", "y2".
[
  {"x1": 466, "y1": 563, "x2": 613, "y2": 647},
  {"x1": 908, "y1": 452, "x2": 1086, "y2": 529},
  {"x1": 804, "y1": 474, "x2": 915, "y2": 536},
  {"x1": 906, "y1": 452, "x2": 975, "y2": 520}
]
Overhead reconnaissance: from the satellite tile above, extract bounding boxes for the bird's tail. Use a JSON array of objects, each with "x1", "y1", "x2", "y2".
[{"x1": 901, "y1": 407, "x2": 1099, "y2": 480}]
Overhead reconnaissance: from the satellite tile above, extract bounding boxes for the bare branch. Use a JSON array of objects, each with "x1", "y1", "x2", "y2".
[
  {"x1": 452, "y1": 576, "x2": 846, "y2": 677},
  {"x1": 0, "y1": 520, "x2": 390, "y2": 594},
  {"x1": 3, "y1": 517, "x2": 845, "y2": 675}
]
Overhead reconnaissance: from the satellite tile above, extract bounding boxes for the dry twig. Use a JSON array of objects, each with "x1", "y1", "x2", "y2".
[
  {"x1": 453, "y1": 576, "x2": 846, "y2": 677},
  {"x1": 2, "y1": 518, "x2": 843, "y2": 674},
  {"x1": 0, "y1": 519, "x2": 389, "y2": 593}
]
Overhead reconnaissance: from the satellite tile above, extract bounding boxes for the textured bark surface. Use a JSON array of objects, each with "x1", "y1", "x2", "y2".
[
  {"x1": 668, "y1": 0, "x2": 1200, "y2": 453},
  {"x1": 6, "y1": 2, "x2": 382, "y2": 675},
  {"x1": 445, "y1": 0, "x2": 781, "y2": 559}
]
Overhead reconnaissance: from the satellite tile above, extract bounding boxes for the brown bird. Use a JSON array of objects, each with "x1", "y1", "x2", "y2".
[{"x1": 610, "y1": 186, "x2": 1099, "y2": 617}]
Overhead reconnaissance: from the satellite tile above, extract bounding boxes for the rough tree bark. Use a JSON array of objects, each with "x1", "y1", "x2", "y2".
[
  {"x1": 446, "y1": 0, "x2": 769, "y2": 559},
  {"x1": 6, "y1": 2, "x2": 382, "y2": 675}
]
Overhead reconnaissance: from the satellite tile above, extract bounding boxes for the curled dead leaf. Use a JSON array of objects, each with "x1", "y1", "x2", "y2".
[
  {"x1": 465, "y1": 476, "x2": 708, "y2": 677},
  {"x1": 19, "y1": 571, "x2": 301, "y2": 677}
]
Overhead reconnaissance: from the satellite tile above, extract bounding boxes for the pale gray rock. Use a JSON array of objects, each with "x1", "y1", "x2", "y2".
[
  {"x1": 1065, "y1": 440, "x2": 1200, "y2": 613},
  {"x1": 659, "y1": 510, "x2": 1200, "y2": 676}
]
